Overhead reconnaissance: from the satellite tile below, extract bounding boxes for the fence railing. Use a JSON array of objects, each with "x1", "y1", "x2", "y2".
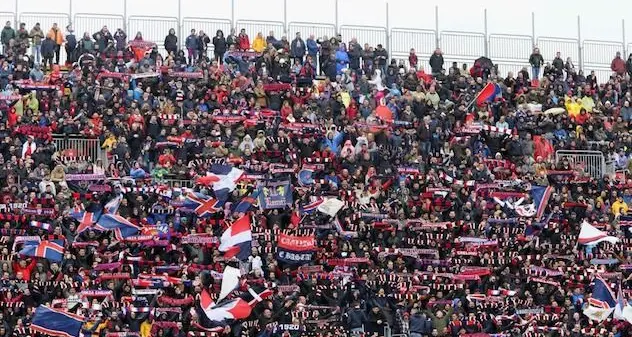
[
  {"x1": 52, "y1": 135, "x2": 108, "y2": 166},
  {"x1": 3, "y1": 2, "x2": 630, "y2": 83},
  {"x1": 555, "y1": 150, "x2": 607, "y2": 179}
]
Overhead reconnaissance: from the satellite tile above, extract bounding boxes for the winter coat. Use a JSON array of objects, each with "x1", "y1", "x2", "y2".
[
  {"x1": 335, "y1": 50, "x2": 349, "y2": 74},
  {"x1": 290, "y1": 38, "x2": 305, "y2": 58},
  {"x1": 429, "y1": 53, "x2": 444, "y2": 73},
  {"x1": 1, "y1": 27, "x2": 15, "y2": 45},
  {"x1": 306, "y1": 38, "x2": 318, "y2": 57},
  {"x1": 41, "y1": 38, "x2": 55, "y2": 58},
  {"x1": 47, "y1": 28, "x2": 64, "y2": 45},
  {"x1": 29, "y1": 27, "x2": 44, "y2": 45},
  {"x1": 185, "y1": 34, "x2": 199, "y2": 50},
  {"x1": 212, "y1": 36, "x2": 227, "y2": 54},
  {"x1": 164, "y1": 33, "x2": 178, "y2": 53}
]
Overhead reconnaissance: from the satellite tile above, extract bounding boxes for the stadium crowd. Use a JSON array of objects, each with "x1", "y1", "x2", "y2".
[{"x1": 1, "y1": 16, "x2": 632, "y2": 337}]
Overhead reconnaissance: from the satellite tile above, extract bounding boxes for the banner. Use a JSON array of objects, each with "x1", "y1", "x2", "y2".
[
  {"x1": 257, "y1": 180, "x2": 292, "y2": 210},
  {"x1": 276, "y1": 233, "x2": 316, "y2": 265}
]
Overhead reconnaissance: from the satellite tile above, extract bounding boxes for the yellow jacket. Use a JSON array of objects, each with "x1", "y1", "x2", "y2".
[
  {"x1": 83, "y1": 320, "x2": 108, "y2": 337},
  {"x1": 47, "y1": 28, "x2": 64, "y2": 45},
  {"x1": 612, "y1": 200, "x2": 628, "y2": 217},
  {"x1": 581, "y1": 96, "x2": 595, "y2": 113},
  {"x1": 101, "y1": 135, "x2": 117, "y2": 152},
  {"x1": 252, "y1": 36, "x2": 266, "y2": 53},
  {"x1": 140, "y1": 320, "x2": 152, "y2": 337},
  {"x1": 565, "y1": 97, "x2": 582, "y2": 118}
]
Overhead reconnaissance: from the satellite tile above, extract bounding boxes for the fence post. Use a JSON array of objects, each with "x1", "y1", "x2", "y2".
[
  {"x1": 577, "y1": 15, "x2": 582, "y2": 71},
  {"x1": 623, "y1": 19, "x2": 626, "y2": 58},
  {"x1": 123, "y1": 0, "x2": 127, "y2": 33},
  {"x1": 386, "y1": 1, "x2": 390, "y2": 59},
  {"x1": 483, "y1": 8, "x2": 488, "y2": 57},
  {"x1": 283, "y1": 0, "x2": 287, "y2": 35},
  {"x1": 178, "y1": 0, "x2": 182, "y2": 46},
  {"x1": 231, "y1": 0, "x2": 235, "y2": 30},
  {"x1": 435, "y1": 5, "x2": 439, "y2": 49},
  {"x1": 14, "y1": 0, "x2": 18, "y2": 29},
  {"x1": 335, "y1": 0, "x2": 339, "y2": 33},
  {"x1": 531, "y1": 12, "x2": 535, "y2": 47},
  {"x1": 69, "y1": 0, "x2": 72, "y2": 24}
]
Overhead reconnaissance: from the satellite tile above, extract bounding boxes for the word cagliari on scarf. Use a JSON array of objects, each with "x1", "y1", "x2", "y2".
[
  {"x1": 181, "y1": 235, "x2": 219, "y2": 245},
  {"x1": 516, "y1": 308, "x2": 545, "y2": 315},
  {"x1": 65, "y1": 174, "x2": 107, "y2": 181}
]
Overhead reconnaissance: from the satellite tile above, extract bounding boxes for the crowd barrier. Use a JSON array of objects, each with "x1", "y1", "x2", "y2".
[
  {"x1": 555, "y1": 150, "x2": 607, "y2": 179},
  {"x1": 2, "y1": 4, "x2": 629, "y2": 82},
  {"x1": 52, "y1": 135, "x2": 108, "y2": 166}
]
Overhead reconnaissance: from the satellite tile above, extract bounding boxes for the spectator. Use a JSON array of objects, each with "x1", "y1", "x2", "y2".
[
  {"x1": 185, "y1": 29, "x2": 199, "y2": 64},
  {"x1": 374, "y1": 43, "x2": 388, "y2": 75},
  {"x1": 46, "y1": 23, "x2": 64, "y2": 65},
  {"x1": 16, "y1": 23, "x2": 29, "y2": 49},
  {"x1": 252, "y1": 32, "x2": 266, "y2": 53},
  {"x1": 611, "y1": 51, "x2": 626, "y2": 76},
  {"x1": 40, "y1": 35, "x2": 55, "y2": 71},
  {"x1": 290, "y1": 32, "x2": 305, "y2": 64},
  {"x1": 335, "y1": 43, "x2": 349, "y2": 75},
  {"x1": 197, "y1": 29, "x2": 210, "y2": 58},
  {"x1": 429, "y1": 47, "x2": 444, "y2": 75},
  {"x1": 65, "y1": 25, "x2": 77, "y2": 64},
  {"x1": 164, "y1": 28, "x2": 178, "y2": 56},
  {"x1": 29, "y1": 22, "x2": 44, "y2": 64},
  {"x1": 552, "y1": 51, "x2": 564, "y2": 77},
  {"x1": 529, "y1": 47, "x2": 544, "y2": 80},
  {"x1": 212, "y1": 29, "x2": 227, "y2": 64},
  {"x1": 1, "y1": 21, "x2": 15, "y2": 54},
  {"x1": 306, "y1": 34, "x2": 318, "y2": 62},
  {"x1": 113, "y1": 27, "x2": 127, "y2": 51},
  {"x1": 408, "y1": 48, "x2": 418, "y2": 70},
  {"x1": 238, "y1": 28, "x2": 250, "y2": 50}
]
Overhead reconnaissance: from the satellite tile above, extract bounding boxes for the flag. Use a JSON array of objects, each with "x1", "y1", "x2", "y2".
[
  {"x1": 317, "y1": 198, "x2": 344, "y2": 217},
  {"x1": 578, "y1": 221, "x2": 619, "y2": 245},
  {"x1": 233, "y1": 190, "x2": 259, "y2": 214},
  {"x1": 70, "y1": 210, "x2": 101, "y2": 234},
  {"x1": 104, "y1": 194, "x2": 123, "y2": 214},
  {"x1": 529, "y1": 185, "x2": 553, "y2": 220},
  {"x1": 584, "y1": 277, "x2": 616, "y2": 321},
  {"x1": 202, "y1": 288, "x2": 273, "y2": 322},
  {"x1": 97, "y1": 214, "x2": 141, "y2": 240},
  {"x1": 219, "y1": 215, "x2": 252, "y2": 260},
  {"x1": 30, "y1": 221, "x2": 51, "y2": 231},
  {"x1": 200, "y1": 287, "x2": 216, "y2": 314},
  {"x1": 276, "y1": 233, "x2": 316, "y2": 265},
  {"x1": 218, "y1": 265, "x2": 242, "y2": 302},
  {"x1": 182, "y1": 192, "x2": 221, "y2": 217},
  {"x1": 476, "y1": 83, "x2": 501, "y2": 106},
  {"x1": 197, "y1": 165, "x2": 244, "y2": 200},
  {"x1": 614, "y1": 284, "x2": 632, "y2": 323},
  {"x1": 297, "y1": 169, "x2": 315, "y2": 186},
  {"x1": 19, "y1": 240, "x2": 65, "y2": 262},
  {"x1": 31, "y1": 305, "x2": 85, "y2": 337},
  {"x1": 300, "y1": 197, "x2": 325, "y2": 215}
]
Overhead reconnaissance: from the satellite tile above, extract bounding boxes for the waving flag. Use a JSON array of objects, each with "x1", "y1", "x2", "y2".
[
  {"x1": 476, "y1": 82, "x2": 501, "y2": 106},
  {"x1": 71, "y1": 210, "x2": 101, "y2": 234},
  {"x1": 197, "y1": 165, "x2": 244, "y2": 201},
  {"x1": 584, "y1": 277, "x2": 616, "y2": 321},
  {"x1": 578, "y1": 221, "x2": 619, "y2": 245},
  {"x1": 219, "y1": 215, "x2": 252, "y2": 260},
  {"x1": 97, "y1": 214, "x2": 141, "y2": 240},
  {"x1": 300, "y1": 197, "x2": 325, "y2": 215},
  {"x1": 529, "y1": 185, "x2": 553, "y2": 220},
  {"x1": 233, "y1": 190, "x2": 259, "y2": 214},
  {"x1": 31, "y1": 305, "x2": 85, "y2": 337},
  {"x1": 30, "y1": 221, "x2": 51, "y2": 231},
  {"x1": 182, "y1": 192, "x2": 221, "y2": 217},
  {"x1": 202, "y1": 288, "x2": 273, "y2": 322},
  {"x1": 218, "y1": 265, "x2": 242, "y2": 302},
  {"x1": 104, "y1": 194, "x2": 123, "y2": 214},
  {"x1": 19, "y1": 239, "x2": 65, "y2": 262}
]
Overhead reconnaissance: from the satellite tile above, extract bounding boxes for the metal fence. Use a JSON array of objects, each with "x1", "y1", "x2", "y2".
[
  {"x1": 52, "y1": 135, "x2": 108, "y2": 166},
  {"x1": 4, "y1": 2, "x2": 632, "y2": 83},
  {"x1": 555, "y1": 150, "x2": 607, "y2": 179}
]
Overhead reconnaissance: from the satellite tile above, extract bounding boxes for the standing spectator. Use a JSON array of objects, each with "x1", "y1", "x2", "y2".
[
  {"x1": 306, "y1": 34, "x2": 318, "y2": 62},
  {"x1": 197, "y1": 30, "x2": 211, "y2": 61},
  {"x1": 611, "y1": 51, "x2": 626, "y2": 76},
  {"x1": 238, "y1": 28, "x2": 250, "y2": 51},
  {"x1": 1, "y1": 21, "x2": 15, "y2": 54},
  {"x1": 627, "y1": 53, "x2": 632, "y2": 79},
  {"x1": 529, "y1": 47, "x2": 544, "y2": 80},
  {"x1": 374, "y1": 44, "x2": 388, "y2": 75},
  {"x1": 266, "y1": 30, "x2": 279, "y2": 49},
  {"x1": 335, "y1": 43, "x2": 349, "y2": 75},
  {"x1": 46, "y1": 23, "x2": 64, "y2": 65},
  {"x1": 65, "y1": 25, "x2": 76, "y2": 65},
  {"x1": 113, "y1": 28, "x2": 127, "y2": 51},
  {"x1": 212, "y1": 29, "x2": 227, "y2": 64},
  {"x1": 226, "y1": 28, "x2": 237, "y2": 48},
  {"x1": 552, "y1": 51, "x2": 564, "y2": 77},
  {"x1": 252, "y1": 32, "x2": 266, "y2": 53},
  {"x1": 348, "y1": 37, "x2": 362, "y2": 72},
  {"x1": 346, "y1": 304, "x2": 367, "y2": 335},
  {"x1": 164, "y1": 28, "x2": 178, "y2": 56},
  {"x1": 29, "y1": 23, "x2": 44, "y2": 64},
  {"x1": 16, "y1": 23, "x2": 29, "y2": 49},
  {"x1": 317, "y1": 35, "x2": 332, "y2": 74},
  {"x1": 40, "y1": 35, "x2": 55, "y2": 71},
  {"x1": 93, "y1": 31, "x2": 107, "y2": 53},
  {"x1": 290, "y1": 32, "x2": 305, "y2": 64},
  {"x1": 185, "y1": 29, "x2": 198, "y2": 65},
  {"x1": 409, "y1": 48, "x2": 418, "y2": 70},
  {"x1": 429, "y1": 48, "x2": 444, "y2": 75},
  {"x1": 565, "y1": 56, "x2": 576, "y2": 80},
  {"x1": 78, "y1": 32, "x2": 94, "y2": 55}
]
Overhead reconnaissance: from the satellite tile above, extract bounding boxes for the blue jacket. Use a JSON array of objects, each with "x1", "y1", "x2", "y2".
[
  {"x1": 335, "y1": 50, "x2": 349, "y2": 75},
  {"x1": 409, "y1": 314, "x2": 433, "y2": 334},
  {"x1": 321, "y1": 131, "x2": 345, "y2": 155},
  {"x1": 306, "y1": 38, "x2": 318, "y2": 56},
  {"x1": 185, "y1": 34, "x2": 199, "y2": 50}
]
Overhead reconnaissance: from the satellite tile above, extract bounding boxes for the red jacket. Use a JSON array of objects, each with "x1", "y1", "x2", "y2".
[
  {"x1": 12, "y1": 259, "x2": 37, "y2": 281},
  {"x1": 611, "y1": 57, "x2": 626, "y2": 75},
  {"x1": 238, "y1": 34, "x2": 250, "y2": 50}
]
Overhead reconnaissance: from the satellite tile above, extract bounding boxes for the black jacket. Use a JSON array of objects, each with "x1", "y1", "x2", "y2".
[
  {"x1": 164, "y1": 33, "x2": 178, "y2": 52},
  {"x1": 346, "y1": 307, "x2": 367, "y2": 329},
  {"x1": 430, "y1": 53, "x2": 444, "y2": 73},
  {"x1": 213, "y1": 36, "x2": 227, "y2": 54},
  {"x1": 529, "y1": 53, "x2": 544, "y2": 67},
  {"x1": 41, "y1": 38, "x2": 55, "y2": 58}
]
